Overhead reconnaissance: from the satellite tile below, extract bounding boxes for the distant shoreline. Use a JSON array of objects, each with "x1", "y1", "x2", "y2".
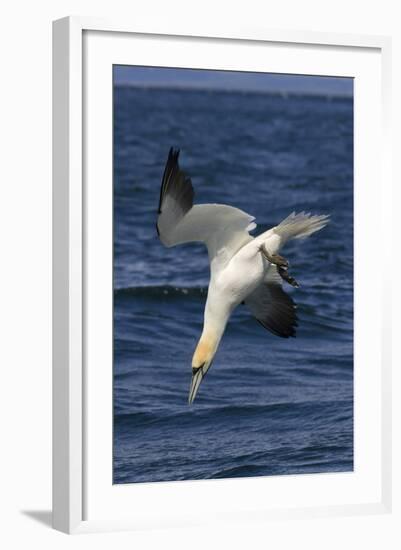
[{"x1": 114, "y1": 82, "x2": 353, "y2": 100}]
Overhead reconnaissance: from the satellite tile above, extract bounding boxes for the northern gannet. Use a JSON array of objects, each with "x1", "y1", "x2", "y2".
[{"x1": 156, "y1": 148, "x2": 329, "y2": 404}]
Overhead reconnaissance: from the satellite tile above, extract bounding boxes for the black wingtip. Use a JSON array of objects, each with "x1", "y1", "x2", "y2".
[
  {"x1": 168, "y1": 147, "x2": 180, "y2": 162},
  {"x1": 157, "y1": 147, "x2": 194, "y2": 230},
  {"x1": 158, "y1": 147, "x2": 181, "y2": 214}
]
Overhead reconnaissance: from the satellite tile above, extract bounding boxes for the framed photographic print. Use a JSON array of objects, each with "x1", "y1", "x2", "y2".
[{"x1": 52, "y1": 17, "x2": 392, "y2": 533}]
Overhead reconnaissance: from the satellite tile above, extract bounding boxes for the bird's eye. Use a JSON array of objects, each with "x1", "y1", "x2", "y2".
[{"x1": 192, "y1": 365, "x2": 204, "y2": 376}]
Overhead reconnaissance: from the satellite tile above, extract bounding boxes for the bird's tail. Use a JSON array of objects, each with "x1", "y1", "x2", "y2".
[{"x1": 275, "y1": 211, "x2": 329, "y2": 242}]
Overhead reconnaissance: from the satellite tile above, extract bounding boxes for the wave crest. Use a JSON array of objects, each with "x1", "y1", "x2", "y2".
[{"x1": 114, "y1": 284, "x2": 207, "y2": 299}]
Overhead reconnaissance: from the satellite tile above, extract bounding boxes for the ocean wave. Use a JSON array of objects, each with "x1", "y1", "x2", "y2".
[
  {"x1": 114, "y1": 399, "x2": 352, "y2": 429},
  {"x1": 115, "y1": 284, "x2": 207, "y2": 299}
]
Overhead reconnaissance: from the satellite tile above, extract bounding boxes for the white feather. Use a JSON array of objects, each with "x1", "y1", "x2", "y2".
[{"x1": 160, "y1": 203, "x2": 256, "y2": 272}]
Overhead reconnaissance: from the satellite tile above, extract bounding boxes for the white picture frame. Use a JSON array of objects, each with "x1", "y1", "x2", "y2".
[{"x1": 52, "y1": 16, "x2": 392, "y2": 534}]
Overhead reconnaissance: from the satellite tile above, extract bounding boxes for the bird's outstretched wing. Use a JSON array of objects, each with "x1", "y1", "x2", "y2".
[
  {"x1": 244, "y1": 266, "x2": 298, "y2": 338},
  {"x1": 157, "y1": 148, "x2": 194, "y2": 239},
  {"x1": 157, "y1": 148, "x2": 256, "y2": 270}
]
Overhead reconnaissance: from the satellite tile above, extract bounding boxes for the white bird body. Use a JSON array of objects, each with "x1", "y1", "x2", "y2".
[
  {"x1": 211, "y1": 243, "x2": 264, "y2": 311},
  {"x1": 156, "y1": 149, "x2": 329, "y2": 403}
]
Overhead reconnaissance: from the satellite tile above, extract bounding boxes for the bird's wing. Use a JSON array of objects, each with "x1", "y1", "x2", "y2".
[
  {"x1": 157, "y1": 148, "x2": 256, "y2": 270},
  {"x1": 244, "y1": 266, "x2": 298, "y2": 338}
]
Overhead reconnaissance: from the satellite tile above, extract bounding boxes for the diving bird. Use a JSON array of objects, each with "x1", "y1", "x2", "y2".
[{"x1": 156, "y1": 148, "x2": 329, "y2": 404}]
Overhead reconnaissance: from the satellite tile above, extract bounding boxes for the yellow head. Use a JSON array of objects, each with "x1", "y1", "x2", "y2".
[
  {"x1": 192, "y1": 336, "x2": 216, "y2": 370},
  {"x1": 189, "y1": 332, "x2": 219, "y2": 404}
]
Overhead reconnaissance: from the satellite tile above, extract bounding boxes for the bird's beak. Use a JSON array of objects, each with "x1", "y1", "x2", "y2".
[{"x1": 188, "y1": 363, "x2": 211, "y2": 404}]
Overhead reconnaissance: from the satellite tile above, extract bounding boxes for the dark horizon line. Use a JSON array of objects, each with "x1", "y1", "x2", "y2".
[{"x1": 114, "y1": 81, "x2": 353, "y2": 100}]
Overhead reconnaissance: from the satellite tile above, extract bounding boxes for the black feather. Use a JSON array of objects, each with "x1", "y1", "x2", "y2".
[
  {"x1": 156, "y1": 148, "x2": 195, "y2": 239},
  {"x1": 245, "y1": 283, "x2": 298, "y2": 338}
]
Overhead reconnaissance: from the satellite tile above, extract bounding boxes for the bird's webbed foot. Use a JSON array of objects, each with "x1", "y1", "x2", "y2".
[
  {"x1": 260, "y1": 244, "x2": 289, "y2": 268},
  {"x1": 260, "y1": 244, "x2": 300, "y2": 288},
  {"x1": 276, "y1": 266, "x2": 300, "y2": 288}
]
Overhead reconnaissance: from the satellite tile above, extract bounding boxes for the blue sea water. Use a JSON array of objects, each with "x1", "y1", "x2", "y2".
[{"x1": 113, "y1": 84, "x2": 353, "y2": 484}]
